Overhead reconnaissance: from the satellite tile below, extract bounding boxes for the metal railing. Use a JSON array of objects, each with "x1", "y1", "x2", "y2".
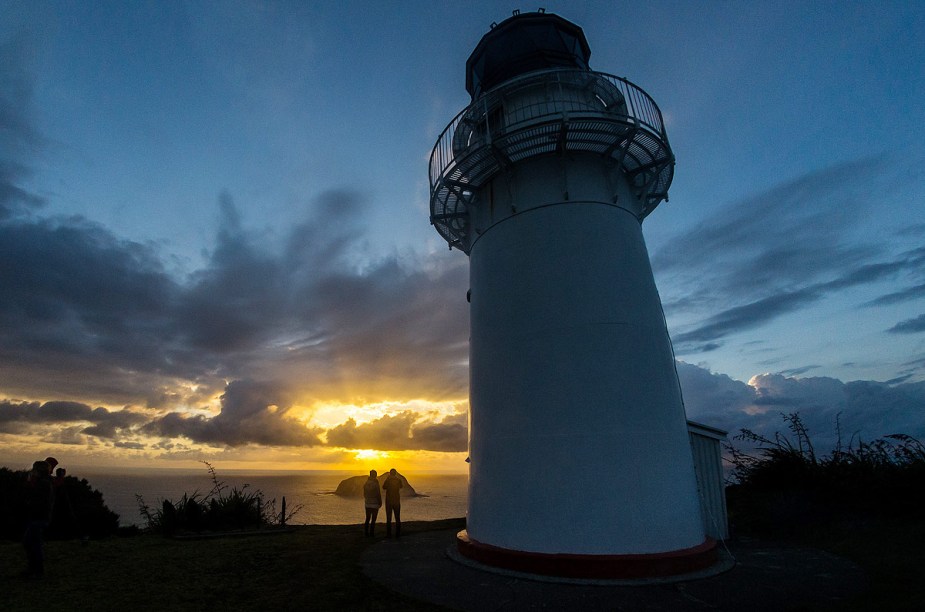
[{"x1": 429, "y1": 69, "x2": 674, "y2": 252}]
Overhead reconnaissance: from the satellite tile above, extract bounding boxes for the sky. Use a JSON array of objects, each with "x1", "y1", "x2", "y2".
[{"x1": 2, "y1": 1, "x2": 924, "y2": 473}]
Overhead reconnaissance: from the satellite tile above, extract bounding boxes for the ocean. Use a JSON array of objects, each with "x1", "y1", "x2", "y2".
[{"x1": 78, "y1": 469, "x2": 468, "y2": 527}]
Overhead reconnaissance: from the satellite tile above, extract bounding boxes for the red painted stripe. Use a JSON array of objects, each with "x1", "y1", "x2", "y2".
[{"x1": 456, "y1": 530, "x2": 718, "y2": 579}]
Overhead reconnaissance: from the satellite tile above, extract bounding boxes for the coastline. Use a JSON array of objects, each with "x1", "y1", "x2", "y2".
[{"x1": 70, "y1": 469, "x2": 468, "y2": 527}]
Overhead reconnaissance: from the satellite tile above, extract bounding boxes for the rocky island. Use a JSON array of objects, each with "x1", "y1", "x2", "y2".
[{"x1": 334, "y1": 471, "x2": 419, "y2": 497}]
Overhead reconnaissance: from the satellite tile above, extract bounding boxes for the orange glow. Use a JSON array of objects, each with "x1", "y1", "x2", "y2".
[
  {"x1": 306, "y1": 398, "x2": 464, "y2": 429},
  {"x1": 0, "y1": 394, "x2": 469, "y2": 474},
  {"x1": 354, "y1": 449, "x2": 389, "y2": 461}
]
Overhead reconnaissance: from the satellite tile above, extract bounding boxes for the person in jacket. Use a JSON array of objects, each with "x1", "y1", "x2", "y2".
[
  {"x1": 23, "y1": 460, "x2": 55, "y2": 577},
  {"x1": 382, "y1": 468, "x2": 403, "y2": 538},
  {"x1": 363, "y1": 470, "x2": 382, "y2": 537}
]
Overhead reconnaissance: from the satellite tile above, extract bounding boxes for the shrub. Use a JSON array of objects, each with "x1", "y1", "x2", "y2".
[
  {"x1": 725, "y1": 413, "x2": 925, "y2": 536},
  {"x1": 0, "y1": 467, "x2": 120, "y2": 541},
  {"x1": 136, "y1": 461, "x2": 302, "y2": 535}
]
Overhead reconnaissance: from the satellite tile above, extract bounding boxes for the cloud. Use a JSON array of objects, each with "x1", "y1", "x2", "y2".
[
  {"x1": 0, "y1": 400, "x2": 147, "y2": 436},
  {"x1": 653, "y1": 158, "x2": 925, "y2": 353},
  {"x1": 0, "y1": 37, "x2": 45, "y2": 220},
  {"x1": 676, "y1": 362, "x2": 758, "y2": 430},
  {"x1": 0, "y1": 108, "x2": 469, "y2": 453},
  {"x1": 655, "y1": 159, "x2": 879, "y2": 286},
  {"x1": 175, "y1": 191, "x2": 289, "y2": 353},
  {"x1": 144, "y1": 379, "x2": 323, "y2": 448},
  {"x1": 0, "y1": 187, "x2": 468, "y2": 406},
  {"x1": 1, "y1": 34, "x2": 468, "y2": 409},
  {"x1": 673, "y1": 255, "x2": 917, "y2": 348},
  {"x1": 2, "y1": 360, "x2": 922, "y2": 459},
  {"x1": 324, "y1": 411, "x2": 467, "y2": 452},
  {"x1": 0, "y1": 217, "x2": 201, "y2": 404},
  {"x1": 3, "y1": 33, "x2": 919, "y2": 462},
  {"x1": 114, "y1": 441, "x2": 146, "y2": 450},
  {"x1": 888, "y1": 314, "x2": 925, "y2": 334},
  {"x1": 673, "y1": 287, "x2": 821, "y2": 346},
  {"x1": 865, "y1": 282, "x2": 925, "y2": 307},
  {"x1": 777, "y1": 365, "x2": 821, "y2": 377},
  {"x1": 677, "y1": 361, "x2": 925, "y2": 453}
]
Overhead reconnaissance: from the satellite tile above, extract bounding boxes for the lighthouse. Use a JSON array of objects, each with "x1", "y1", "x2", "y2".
[{"x1": 429, "y1": 11, "x2": 716, "y2": 578}]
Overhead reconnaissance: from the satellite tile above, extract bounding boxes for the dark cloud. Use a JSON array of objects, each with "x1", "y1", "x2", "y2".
[
  {"x1": 3, "y1": 39, "x2": 917, "y2": 459},
  {"x1": 114, "y1": 441, "x2": 146, "y2": 450},
  {"x1": 897, "y1": 224, "x2": 925, "y2": 238},
  {"x1": 176, "y1": 191, "x2": 289, "y2": 353},
  {"x1": 888, "y1": 314, "x2": 925, "y2": 334},
  {"x1": 0, "y1": 186, "x2": 468, "y2": 406},
  {"x1": 677, "y1": 362, "x2": 757, "y2": 430},
  {"x1": 1, "y1": 152, "x2": 468, "y2": 452},
  {"x1": 0, "y1": 37, "x2": 45, "y2": 219},
  {"x1": 654, "y1": 159, "x2": 879, "y2": 287},
  {"x1": 678, "y1": 362, "x2": 925, "y2": 453},
  {"x1": 777, "y1": 365, "x2": 821, "y2": 377},
  {"x1": 0, "y1": 217, "x2": 200, "y2": 404},
  {"x1": 865, "y1": 283, "x2": 925, "y2": 307},
  {"x1": 324, "y1": 411, "x2": 467, "y2": 452},
  {"x1": 654, "y1": 158, "x2": 925, "y2": 353},
  {"x1": 673, "y1": 288, "x2": 820, "y2": 345},
  {"x1": 2, "y1": 360, "x2": 921, "y2": 457},
  {"x1": 0, "y1": 400, "x2": 146, "y2": 436},
  {"x1": 406, "y1": 415, "x2": 468, "y2": 452},
  {"x1": 673, "y1": 255, "x2": 916, "y2": 346},
  {"x1": 144, "y1": 380, "x2": 323, "y2": 448},
  {"x1": 0, "y1": 47, "x2": 468, "y2": 407}
]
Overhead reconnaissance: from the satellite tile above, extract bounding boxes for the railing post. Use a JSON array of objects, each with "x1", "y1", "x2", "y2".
[{"x1": 626, "y1": 80, "x2": 637, "y2": 119}]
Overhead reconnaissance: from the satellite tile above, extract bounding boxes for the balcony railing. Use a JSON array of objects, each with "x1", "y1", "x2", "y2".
[{"x1": 429, "y1": 69, "x2": 674, "y2": 252}]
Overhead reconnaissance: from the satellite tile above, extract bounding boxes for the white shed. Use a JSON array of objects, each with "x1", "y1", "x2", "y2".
[{"x1": 687, "y1": 421, "x2": 729, "y2": 540}]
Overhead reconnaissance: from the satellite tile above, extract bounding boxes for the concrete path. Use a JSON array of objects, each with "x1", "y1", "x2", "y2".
[{"x1": 360, "y1": 529, "x2": 867, "y2": 611}]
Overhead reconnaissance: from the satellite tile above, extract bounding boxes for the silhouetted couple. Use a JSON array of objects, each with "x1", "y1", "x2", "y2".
[{"x1": 362, "y1": 468, "x2": 402, "y2": 538}]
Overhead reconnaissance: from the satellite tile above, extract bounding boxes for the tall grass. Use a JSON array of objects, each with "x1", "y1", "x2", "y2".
[
  {"x1": 725, "y1": 412, "x2": 925, "y2": 536},
  {"x1": 136, "y1": 462, "x2": 302, "y2": 535}
]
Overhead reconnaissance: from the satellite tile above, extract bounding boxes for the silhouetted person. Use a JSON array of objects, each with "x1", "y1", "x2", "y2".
[
  {"x1": 382, "y1": 468, "x2": 403, "y2": 538},
  {"x1": 363, "y1": 470, "x2": 382, "y2": 537},
  {"x1": 50, "y1": 467, "x2": 78, "y2": 539},
  {"x1": 44, "y1": 457, "x2": 58, "y2": 475},
  {"x1": 23, "y1": 460, "x2": 55, "y2": 578}
]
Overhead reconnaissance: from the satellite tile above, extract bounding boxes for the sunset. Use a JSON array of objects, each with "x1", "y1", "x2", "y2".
[
  {"x1": 2, "y1": 1, "x2": 924, "y2": 607},
  {"x1": 0, "y1": 0, "x2": 922, "y2": 467},
  {"x1": 2, "y1": 1, "x2": 923, "y2": 480}
]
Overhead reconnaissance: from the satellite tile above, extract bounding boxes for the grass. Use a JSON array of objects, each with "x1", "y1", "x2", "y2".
[
  {"x1": 135, "y1": 462, "x2": 302, "y2": 536},
  {"x1": 1, "y1": 518, "x2": 464, "y2": 611},
  {"x1": 725, "y1": 412, "x2": 925, "y2": 610},
  {"x1": 3, "y1": 514, "x2": 923, "y2": 610},
  {"x1": 792, "y1": 517, "x2": 925, "y2": 611}
]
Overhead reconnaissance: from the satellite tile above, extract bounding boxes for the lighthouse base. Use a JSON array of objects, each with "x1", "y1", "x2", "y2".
[{"x1": 455, "y1": 530, "x2": 720, "y2": 581}]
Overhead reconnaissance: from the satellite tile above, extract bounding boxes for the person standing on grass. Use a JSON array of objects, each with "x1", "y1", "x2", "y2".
[
  {"x1": 44, "y1": 457, "x2": 59, "y2": 476},
  {"x1": 23, "y1": 460, "x2": 55, "y2": 578},
  {"x1": 50, "y1": 467, "x2": 78, "y2": 540},
  {"x1": 382, "y1": 468, "x2": 403, "y2": 538},
  {"x1": 363, "y1": 470, "x2": 382, "y2": 537}
]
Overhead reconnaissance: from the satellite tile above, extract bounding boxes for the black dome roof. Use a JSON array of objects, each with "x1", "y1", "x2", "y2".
[{"x1": 466, "y1": 12, "x2": 591, "y2": 98}]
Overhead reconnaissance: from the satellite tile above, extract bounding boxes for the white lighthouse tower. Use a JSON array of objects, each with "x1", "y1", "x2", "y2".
[{"x1": 429, "y1": 11, "x2": 717, "y2": 578}]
